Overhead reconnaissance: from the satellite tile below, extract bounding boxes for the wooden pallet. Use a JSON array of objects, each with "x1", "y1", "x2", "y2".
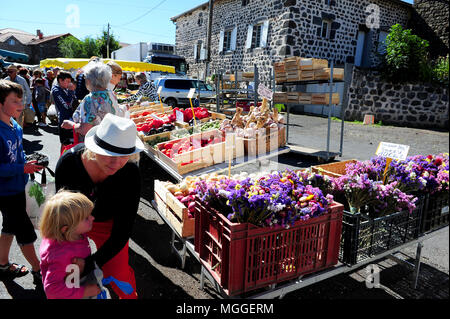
[{"x1": 154, "y1": 180, "x2": 194, "y2": 238}]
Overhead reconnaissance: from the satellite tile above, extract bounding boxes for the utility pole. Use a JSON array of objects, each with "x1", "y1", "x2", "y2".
[
  {"x1": 205, "y1": 0, "x2": 214, "y2": 81},
  {"x1": 106, "y1": 23, "x2": 110, "y2": 58}
]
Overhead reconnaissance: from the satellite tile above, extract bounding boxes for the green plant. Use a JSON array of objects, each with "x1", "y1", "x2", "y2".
[
  {"x1": 381, "y1": 24, "x2": 430, "y2": 83},
  {"x1": 274, "y1": 104, "x2": 285, "y2": 112},
  {"x1": 432, "y1": 55, "x2": 449, "y2": 86}
]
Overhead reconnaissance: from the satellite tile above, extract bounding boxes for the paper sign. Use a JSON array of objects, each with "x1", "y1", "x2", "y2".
[
  {"x1": 187, "y1": 88, "x2": 196, "y2": 99},
  {"x1": 150, "y1": 114, "x2": 162, "y2": 121},
  {"x1": 376, "y1": 142, "x2": 410, "y2": 161},
  {"x1": 176, "y1": 110, "x2": 184, "y2": 122},
  {"x1": 257, "y1": 83, "x2": 273, "y2": 101}
]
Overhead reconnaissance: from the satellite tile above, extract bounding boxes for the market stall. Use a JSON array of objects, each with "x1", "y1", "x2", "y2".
[
  {"x1": 150, "y1": 150, "x2": 448, "y2": 298},
  {"x1": 39, "y1": 58, "x2": 175, "y2": 73},
  {"x1": 128, "y1": 58, "x2": 448, "y2": 298}
]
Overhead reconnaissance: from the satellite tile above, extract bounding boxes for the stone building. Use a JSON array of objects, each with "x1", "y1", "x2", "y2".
[
  {"x1": 409, "y1": 0, "x2": 449, "y2": 59},
  {"x1": 171, "y1": 0, "x2": 412, "y2": 81},
  {"x1": 0, "y1": 28, "x2": 72, "y2": 65}
]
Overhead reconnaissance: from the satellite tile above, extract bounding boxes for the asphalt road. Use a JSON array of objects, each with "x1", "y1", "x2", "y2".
[{"x1": 0, "y1": 113, "x2": 448, "y2": 300}]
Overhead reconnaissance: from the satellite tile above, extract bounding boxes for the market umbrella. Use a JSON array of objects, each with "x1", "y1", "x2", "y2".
[{"x1": 39, "y1": 58, "x2": 175, "y2": 73}]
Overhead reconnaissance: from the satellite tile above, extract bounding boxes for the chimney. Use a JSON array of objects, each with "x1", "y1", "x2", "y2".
[{"x1": 36, "y1": 30, "x2": 43, "y2": 39}]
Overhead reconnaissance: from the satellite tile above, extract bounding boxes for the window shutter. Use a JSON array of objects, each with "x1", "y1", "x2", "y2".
[
  {"x1": 200, "y1": 42, "x2": 206, "y2": 60},
  {"x1": 245, "y1": 24, "x2": 253, "y2": 49},
  {"x1": 231, "y1": 26, "x2": 237, "y2": 51},
  {"x1": 219, "y1": 30, "x2": 225, "y2": 53},
  {"x1": 193, "y1": 43, "x2": 198, "y2": 61},
  {"x1": 261, "y1": 20, "x2": 269, "y2": 47}
]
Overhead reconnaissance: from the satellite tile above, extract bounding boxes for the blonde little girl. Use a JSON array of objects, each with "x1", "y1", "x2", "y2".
[{"x1": 39, "y1": 190, "x2": 101, "y2": 299}]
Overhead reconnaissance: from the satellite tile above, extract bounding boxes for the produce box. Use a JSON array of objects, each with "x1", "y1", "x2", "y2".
[
  {"x1": 194, "y1": 199, "x2": 344, "y2": 296},
  {"x1": 314, "y1": 68, "x2": 345, "y2": 81},
  {"x1": 154, "y1": 130, "x2": 242, "y2": 175},
  {"x1": 311, "y1": 93, "x2": 340, "y2": 105},
  {"x1": 141, "y1": 131, "x2": 171, "y2": 156},
  {"x1": 244, "y1": 126, "x2": 286, "y2": 157},
  {"x1": 339, "y1": 200, "x2": 423, "y2": 265},
  {"x1": 420, "y1": 191, "x2": 449, "y2": 234},
  {"x1": 154, "y1": 180, "x2": 195, "y2": 238},
  {"x1": 311, "y1": 159, "x2": 358, "y2": 178}
]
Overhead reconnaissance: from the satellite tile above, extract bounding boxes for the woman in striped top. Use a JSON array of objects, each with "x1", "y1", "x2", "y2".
[{"x1": 124, "y1": 73, "x2": 158, "y2": 103}]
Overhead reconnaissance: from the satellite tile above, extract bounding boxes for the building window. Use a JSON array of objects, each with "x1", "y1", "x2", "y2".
[
  {"x1": 321, "y1": 20, "x2": 332, "y2": 39},
  {"x1": 242, "y1": 0, "x2": 250, "y2": 6},
  {"x1": 8, "y1": 38, "x2": 15, "y2": 46},
  {"x1": 246, "y1": 21, "x2": 269, "y2": 50},
  {"x1": 198, "y1": 12, "x2": 203, "y2": 26},
  {"x1": 223, "y1": 29, "x2": 233, "y2": 51},
  {"x1": 252, "y1": 23, "x2": 263, "y2": 48}
]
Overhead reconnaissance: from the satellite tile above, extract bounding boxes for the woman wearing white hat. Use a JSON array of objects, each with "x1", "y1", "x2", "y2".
[{"x1": 54, "y1": 113, "x2": 144, "y2": 299}]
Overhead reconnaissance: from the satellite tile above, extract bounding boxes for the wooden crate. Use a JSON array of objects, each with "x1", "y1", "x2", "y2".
[
  {"x1": 155, "y1": 130, "x2": 225, "y2": 175},
  {"x1": 299, "y1": 58, "x2": 328, "y2": 70},
  {"x1": 154, "y1": 180, "x2": 195, "y2": 238},
  {"x1": 141, "y1": 131, "x2": 171, "y2": 156},
  {"x1": 274, "y1": 61, "x2": 286, "y2": 73},
  {"x1": 274, "y1": 92, "x2": 288, "y2": 104},
  {"x1": 311, "y1": 93, "x2": 340, "y2": 105},
  {"x1": 130, "y1": 105, "x2": 171, "y2": 116},
  {"x1": 314, "y1": 68, "x2": 345, "y2": 81},
  {"x1": 311, "y1": 159, "x2": 358, "y2": 178},
  {"x1": 298, "y1": 93, "x2": 312, "y2": 104},
  {"x1": 275, "y1": 73, "x2": 287, "y2": 84},
  {"x1": 299, "y1": 70, "x2": 315, "y2": 81},
  {"x1": 287, "y1": 92, "x2": 299, "y2": 103},
  {"x1": 244, "y1": 126, "x2": 286, "y2": 156}
]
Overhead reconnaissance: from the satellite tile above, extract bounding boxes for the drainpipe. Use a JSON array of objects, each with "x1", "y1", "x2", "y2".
[{"x1": 205, "y1": 0, "x2": 214, "y2": 81}]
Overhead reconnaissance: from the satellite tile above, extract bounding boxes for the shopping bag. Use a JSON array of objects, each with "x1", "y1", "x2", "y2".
[
  {"x1": 23, "y1": 105, "x2": 35, "y2": 124},
  {"x1": 47, "y1": 104, "x2": 58, "y2": 125},
  {"x1": 25, "y1": 167, "x2": 55, "y2": 229},
  {"x1": 60, "y1": 127, "x2": 80, "y2": 156}
]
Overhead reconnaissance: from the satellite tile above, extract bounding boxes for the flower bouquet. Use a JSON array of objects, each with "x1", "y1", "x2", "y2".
[{"x1": 195, "y1": 169, "x2": 334, "y2": 228}]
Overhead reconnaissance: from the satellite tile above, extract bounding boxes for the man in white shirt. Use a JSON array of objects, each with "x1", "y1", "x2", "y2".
[{"x1": 5, "y1": 65, "x2": 32, "y2": 127}]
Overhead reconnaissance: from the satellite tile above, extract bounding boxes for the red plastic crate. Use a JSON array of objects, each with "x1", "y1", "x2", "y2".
[{"x1": 194, "y1": 199, "x2": 344, "y2": 296}]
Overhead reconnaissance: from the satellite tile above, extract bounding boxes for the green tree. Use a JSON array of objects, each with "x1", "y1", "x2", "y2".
[
  {"x1": 83, "y1": 37, "x2": 100, "y2": 58},
  {"x1": 58, "y1": 36, "x2": 85, "y2": 58},
  {"x1": 96, "y1": 29, "x2": 121, "y2": 59},
  {"x1": 381, "y1": 24, "x2": 429, "y2": 83}
]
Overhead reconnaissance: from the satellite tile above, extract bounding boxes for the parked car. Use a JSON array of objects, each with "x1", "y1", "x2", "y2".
[{"x1": 153, "y1": 78, "x2": 215, "y2": 107}]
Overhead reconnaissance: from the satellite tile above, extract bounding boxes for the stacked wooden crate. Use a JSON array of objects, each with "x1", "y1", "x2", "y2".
[
  {"x1": 273, "y1": 92, "x2": 288, "y2": 104},
  {"x1": 274, "y1": 61, "x2": 286, "y2": 84},
  {"x1": 273, "y1": 57, "x2": 344, "y2": 82}
]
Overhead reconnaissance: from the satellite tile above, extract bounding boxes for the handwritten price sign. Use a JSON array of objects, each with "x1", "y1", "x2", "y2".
[
  {"x1": 257, "y1": 83, "x2": 273, "y2": 101},
  {"x1": 187, "y1": 88, "x2": 196, "y2": 99},
  {"x1": 375, "y1": 142, "x2": 410, "y2": 161}
]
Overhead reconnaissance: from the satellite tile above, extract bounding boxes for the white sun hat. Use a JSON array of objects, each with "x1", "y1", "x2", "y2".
[{"x1": 84, "y1": 113, "x2": 145, "y2": 156}]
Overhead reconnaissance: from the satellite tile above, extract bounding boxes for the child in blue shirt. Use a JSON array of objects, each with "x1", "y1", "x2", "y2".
[{"x1": 0, "y1": 80, "x2": 44, "y2": 285}]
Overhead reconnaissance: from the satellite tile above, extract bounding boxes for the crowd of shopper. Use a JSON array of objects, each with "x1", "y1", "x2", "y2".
[{"x1": 0, "y1": 57, "x2": 160, "y2": 299}]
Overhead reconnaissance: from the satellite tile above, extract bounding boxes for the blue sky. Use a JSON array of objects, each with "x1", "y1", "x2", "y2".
[{"x1": 1, "y1": 0, "x2": 414, "y2": 46}]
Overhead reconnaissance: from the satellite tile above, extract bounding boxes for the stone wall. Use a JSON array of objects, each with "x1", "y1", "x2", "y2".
[
  {"x1": 346, "y1": 67, "x2": 449, "y2": 129},
  {"x1": 173, "y1": 0, "x2": 411, "y2": 81},
  {"x1": 409, "y1": 0, "x2": 449, "y2": 58}
]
